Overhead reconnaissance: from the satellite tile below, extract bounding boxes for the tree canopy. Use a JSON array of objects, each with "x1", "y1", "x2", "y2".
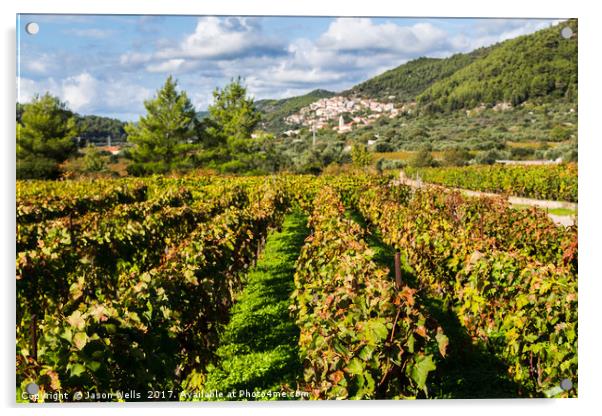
[
  {"x1": 418, "y1": 20, "x2": 578, "y2": 111},
  {"x1": 206, "y1": 77, "x2": 261, "y2": 144},
  {"x1": 77, "y1": 115, "x2": 126, "y2": 144},
  {"x1": 17, "y1": 93, "x2": 78, "y2": 179},
  {"x1": 199, "y1": 78, "x2": 268, "y2": 173},
  {"x1": 343, "y1": 51, "x2": 487, "y2": 103},
  {"x1": 125, "y1": 76, "x2": 198, "y2": 175}
]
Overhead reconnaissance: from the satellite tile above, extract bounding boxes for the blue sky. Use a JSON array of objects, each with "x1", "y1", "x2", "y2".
[{"x1": 17, "y1": 15, "x2": 561, "y2": 121}]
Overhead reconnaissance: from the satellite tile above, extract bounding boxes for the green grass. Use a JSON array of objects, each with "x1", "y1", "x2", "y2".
[
  {"x1": 373, "y1": 150, "x2": 447, "y2": 161},
  {"x1": 200, "y1": 210, "x2": 309, "y2": 400},
  {"x1": 548, "y1": 207, "x2": 577, "y2": 216},
  {"x1": 512, "y1": 203, "x2": 577, "y2": 217}
]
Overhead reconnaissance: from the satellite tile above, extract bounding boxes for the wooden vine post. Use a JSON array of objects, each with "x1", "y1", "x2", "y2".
[
  {"x1": 31, "y1": 314, "x2": 38, "y2": 361},
  {"x1": 394, "y1": 250, "x2": 402, "y2": 290}
]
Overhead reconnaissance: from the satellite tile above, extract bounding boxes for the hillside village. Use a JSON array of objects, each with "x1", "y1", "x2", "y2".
[{"x1": 284, "y1": 95, "x2": 416, "y2": 134}]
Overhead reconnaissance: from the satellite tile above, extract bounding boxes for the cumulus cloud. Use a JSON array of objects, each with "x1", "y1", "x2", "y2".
[
  {"x1": 61, "y1": 73, "x2": 98, "y2": 111},
  {"x1": 171, "y1": 17, "x2": 284, "y2": 59},
  {"x1": 318, "y1": 18, "x2": 448, "y2": 55},
  {"x1": 190, "y1": 91, "x2": 216, "y2": 111},
  {"x1": 270, "y1": 66, "x2": 345, "y2": 85},
  {"x1": 238, "y1": 19, "x2": 451, "y2": 98},
  {"x1": 18, "y1": 73, "x2": 100, "y2": 113},
  {"x1": 103, "y1": 80, "x2": 153, "y2": 115},
  {"x1": 449, "y1": 19, "x2": 561, "y2": 52},
  {"x1": 146, "y1": 59, "x2": 188, "y2": 73},
  {"x1": 119, "y1": 16, "x2": 287, "y2": 74},
  {"x1": 17, "y1": 73, "x2": 152, "y2": 119},
  {"x1": 17, "y1": 77, "x2": 56, "y2": 103}
]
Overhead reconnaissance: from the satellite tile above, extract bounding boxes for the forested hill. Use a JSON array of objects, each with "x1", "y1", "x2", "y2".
[
  {"x1": 76, "y1": 115, "x2": 127, "y2": 143},
  {"x1": 16, "y1": 106, "x2": 127, "y2": 144},
  {"x1": 417, "y1": 19, "x2": 577, "y2": 111},
  {"x1": 255, "y1": 89, "x2": 335, "y2": 132},
  {"x1": 341, "y1": 49, "x2": 490, "y2": 103}
]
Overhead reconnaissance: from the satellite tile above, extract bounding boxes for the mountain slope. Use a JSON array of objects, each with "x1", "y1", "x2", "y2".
[
  {"x1": 417, "y1": 19, "x2": 577, "y2": 112},
  {"x1": 342, "y1": 50, "x2": 490, "y2": 103}
]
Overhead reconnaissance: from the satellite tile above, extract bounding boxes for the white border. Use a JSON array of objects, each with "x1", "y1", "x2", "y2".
[{"x1": 2, "y1": 1, "x2": 601, "y2": 416}]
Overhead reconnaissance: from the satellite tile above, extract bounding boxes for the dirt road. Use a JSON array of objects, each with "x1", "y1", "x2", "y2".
[{"x1": 395, "y1": 174, "x2": 577, "y2": 227}]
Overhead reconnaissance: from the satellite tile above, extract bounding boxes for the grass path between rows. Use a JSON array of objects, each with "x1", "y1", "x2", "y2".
[
  {"x1": 200, "y1": 209, "x2": 308, "y2": 400},
  {"x1": 345, "y1": 209, "x2": 522, "y2": 399}
]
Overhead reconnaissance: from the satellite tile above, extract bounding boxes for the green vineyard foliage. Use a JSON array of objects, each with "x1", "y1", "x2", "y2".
[
  {"x1": 291, "y1": 186, "x2": 446, "y2": 399},
  {"x1": 352, "y1": 181, "x2": 577, "y2": 397},
  {"x1": 405, "y1": 163, "x2": 578, "y2": 202},
  {"x1": 16, "y1": 171, "x2": 577, "y2": 400},
  {"x1": 16, "y1": 176, "x2": 287, "y2": 401}
]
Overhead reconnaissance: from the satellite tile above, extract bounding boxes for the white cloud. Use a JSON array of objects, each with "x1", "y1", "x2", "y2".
[
  {"x1": 103, "y1": 80, "x2": 153, "y2": 114},
  {"x1": 17, "y1": 77, "x2": 54, "y2": 103},
  {"x1": 23, "y1": 60, "x2": 48, "y2": 74},
  {"x1": 146, "y1": 59, "x2": 188, "y2": 73},
  {"x1": 494, "y1": 20, "x2": 560, "y2": 42},
  {"x1": 21, "y1": 53, "x2": 56, "y2": 75},
  {"x1": 119, "y1": 52, "x2": 153, "y2": 66},
  {"x1": 318, "y1": 19, "x2": 448, "y2": 55},
  {"x1": 449, "y1": 19, "x2": 562, "y2": 52},
  {"x1": 17, "y1": 73, "x2": 152, "y2": 118},
  {"x1": 120, "y1": 16, "x2": 286, "y2": 73},
  {"x1": 66, "y1": 28, "x2": 116, "y2": 39},
  {"x1": 267, "y1": 65, "x2": 344, "y2": 85},
  {"x1": 61, "y1": 73, "x2": 98, "y2": 111},
  {"x1": 172, "y1": 17, "x2": 280, "y2": 59}
]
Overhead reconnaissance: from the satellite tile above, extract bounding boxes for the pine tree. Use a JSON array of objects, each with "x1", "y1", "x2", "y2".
[
  {"x1": 200, "y1": 78, "x2": 262, "y2": 172},
  {"x1": 125, "y1": 76, "x2": 198, "y2": 175},
  {"x1": 17, "y1": 93, "x2": 78, "y2": 179},
  {"x1": 206, "y1": 77, "x2": 261, "y2": 144}
]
